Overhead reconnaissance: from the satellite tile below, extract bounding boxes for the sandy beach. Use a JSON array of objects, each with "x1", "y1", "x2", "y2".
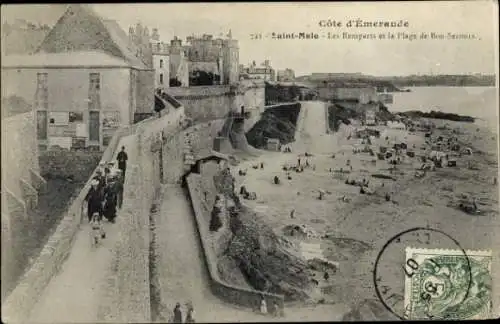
[{"x1": 229, "y1": 101, "x2": 498, "y2": 319}]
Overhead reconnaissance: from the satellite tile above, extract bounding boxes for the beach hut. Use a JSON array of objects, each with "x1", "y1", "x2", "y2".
[
  {"x1": 266, "y1": 138, "x2": 281, "y2": 151},
  {"x1": 462, "y1": 147, "x2": 473, "y2": 156}
]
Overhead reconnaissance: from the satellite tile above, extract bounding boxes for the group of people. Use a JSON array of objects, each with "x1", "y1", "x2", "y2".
[
  {"x1": 172, "y1": 302, "x2": 195, "y2": 323},
  {"x1": 259, "y1": 296, "x2": 282, "y2": 317},
  {"x1": 84, "y1": 146, "x2": 128, "y2": 224}
]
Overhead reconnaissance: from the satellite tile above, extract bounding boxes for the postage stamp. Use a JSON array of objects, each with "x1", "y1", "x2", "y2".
[{"x1": 404, "y1": 247, "x2": 492, "y2": 320}]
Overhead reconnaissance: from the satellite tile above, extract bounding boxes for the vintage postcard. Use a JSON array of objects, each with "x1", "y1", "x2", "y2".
[{"x1": 1, "y1": 1, "x2": 498, "y2": 323}]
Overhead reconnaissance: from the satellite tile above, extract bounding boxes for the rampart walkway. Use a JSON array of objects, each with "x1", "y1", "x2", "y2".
[{"x1": 27, "y1": 134, "x2": 136, "y2": 323}]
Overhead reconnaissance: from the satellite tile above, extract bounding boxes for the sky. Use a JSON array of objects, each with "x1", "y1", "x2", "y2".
[{"x1": 1, "y1": 1, "x2": 498, "y2": 76}]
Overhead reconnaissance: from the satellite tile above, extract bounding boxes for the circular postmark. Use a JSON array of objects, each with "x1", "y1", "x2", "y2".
[{"x1": 373, "y1": 227, "x2": 476, "y2": 320}]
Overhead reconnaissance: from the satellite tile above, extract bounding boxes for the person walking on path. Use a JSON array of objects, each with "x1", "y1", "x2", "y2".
[
  {"x1": 172, "y1": 302, "x2": 183, "y2": 323},
  {"x1": 115, "y1": 170, "x2": 124, "y2": 209},
  {"x1": 117, "y1": 146, "x2": 128, "y2": 179},
  {"x1": 84, "y1": 179, "x2": 103, "y2": 223},
  {"x1": 102, "y1": 176, "x2": 118, "y2": 223},
  {"x1": 273, "y1": 301, "x2": 281, "y2": 317},
  {"x1": 260, "y1": 295, "x2": 268, "y2": 314},
  {"x1": 185, "y1": 302, "x2": 195, "y2": 323}
]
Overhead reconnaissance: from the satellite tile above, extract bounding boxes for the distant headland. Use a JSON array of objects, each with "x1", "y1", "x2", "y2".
[
  {"x1": 397, "y1": 110, "x2": 475, "y2": 123},
  {"x1": 295, "y1": 73, "x2": 496, "y2": 91}
]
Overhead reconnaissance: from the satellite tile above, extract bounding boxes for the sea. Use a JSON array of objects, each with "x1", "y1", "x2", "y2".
[{"x1": 385, "y1": 86, "x2": 498, "y2": 132}]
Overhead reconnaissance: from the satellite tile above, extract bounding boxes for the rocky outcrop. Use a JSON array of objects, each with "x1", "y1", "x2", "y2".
[
  {"x1": 246, "y1": 103, "x2": 301, "y2": 149},
  {"x1": 212, "y1": 170, "x2": 311, "y2": 302}
]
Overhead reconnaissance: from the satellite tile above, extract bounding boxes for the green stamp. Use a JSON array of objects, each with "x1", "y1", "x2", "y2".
[{"x1": 404, "y1": 248, "x2": 492, "y2": 320}]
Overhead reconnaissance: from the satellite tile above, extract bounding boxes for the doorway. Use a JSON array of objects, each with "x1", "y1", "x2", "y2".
[{"x1": 88, "y1": 111, "x2": 100, "y2": 142}]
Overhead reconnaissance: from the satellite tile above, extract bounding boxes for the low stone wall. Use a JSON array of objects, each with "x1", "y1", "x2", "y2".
[
  {"x1": 186, "y1": 173, "x2": 285, "y2": 311},
  {"x1": 1, "y1": 125, "x2": 129, "y2": 323}
]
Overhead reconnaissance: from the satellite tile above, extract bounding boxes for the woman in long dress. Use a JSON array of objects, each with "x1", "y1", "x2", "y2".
[
  {"x1": 260, "y1": 296, "x2": 267, "y2": 314},
  {"x1": 102, "y1": 179, "x2": 118, "y2": 223},
  {"x1": 185, "y1": 303, "x2": 195, "y2": 323},
  {"x1": 172, "y1": 303, "x2": 182, "y2": 323}
]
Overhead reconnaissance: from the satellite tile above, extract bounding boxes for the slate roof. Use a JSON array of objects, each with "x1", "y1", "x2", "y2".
[
  {"x1": 36, "y1": 4, "x2": 149, "y2": 70},
  {"x1": 194, "y1": 148, "x2": 229, "y2": 162}
]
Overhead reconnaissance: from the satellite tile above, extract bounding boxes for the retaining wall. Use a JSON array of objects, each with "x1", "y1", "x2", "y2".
[
  {"x1": 98, "y1": 105, "x2": 187, "y2": 322},
  {"x1": 167, "y1": 83, "x2": 264, "y2": 127},
  {"x1": 185, "y1": 119, "x2": 226, "y2": 154},
  {"x1": 168, "y1": 86, "x2": 234, "y2": 122},
  {"x1": 0, "y1": 125, "x2": 129, "y2": 323},
  {"x1": 186, "y1": 173, "x2": 285, "y2": 311}
]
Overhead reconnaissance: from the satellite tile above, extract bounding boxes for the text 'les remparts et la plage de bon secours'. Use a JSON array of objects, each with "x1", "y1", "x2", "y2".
[{"x1": 249, "y1": 19, "x2": 479, "y2": 41}]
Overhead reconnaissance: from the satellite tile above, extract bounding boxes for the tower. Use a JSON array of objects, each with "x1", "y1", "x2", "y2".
[
  {"x1": 222, "y1": 31, "x2": 239, "y2": 85},
  {"x1": 169, "y1": 36, "x2": 183, "y2": 54}
]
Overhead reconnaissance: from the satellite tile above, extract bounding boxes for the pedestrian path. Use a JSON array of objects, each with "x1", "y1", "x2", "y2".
[
  {"x1": 294, "y1": 101, "x2": 338, "y2": 154},
  {"x1": 27, "y1": 135, "x2": 136, "y2": 323},
  {"x1": 153, "y1": 185, "x2": 350, "y2": 322},
  {"x1": 153, "y1": 185, "x2": 268, "y2": 322}
]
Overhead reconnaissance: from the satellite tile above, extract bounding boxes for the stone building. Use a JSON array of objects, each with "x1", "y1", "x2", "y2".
[
  {"x1": 148, "y1": 28, "x2": 170, "y2": 89},
  {"x1": 1, "y1": 4, "x2": 155, "y2": 150},
  {"x1": 128, "y1": 28, "x2": 240, "y2": 87},
  {"x1": 183, "y1": 32, "x2": 239, "y2": 86},
  {"x1": 277, "y1": 68, "x2": 295, "y2": 82},
  {"x1": 130, "y1": 25, "x2": 169, "y2": 89},
  {"x1": 240, "y1": 60, "x2": 276, "y2": 81},
  {"x1": 168, "y1": 36, "x2": 190, "y2": 87}
]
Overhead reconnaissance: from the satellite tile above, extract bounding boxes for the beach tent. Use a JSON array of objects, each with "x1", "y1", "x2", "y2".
[{"x1": 387, "y1": 121, "x2": 406, "y2": 130}]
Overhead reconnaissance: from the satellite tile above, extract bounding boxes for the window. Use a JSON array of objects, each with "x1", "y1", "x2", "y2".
[
  {"x1": 160, "y1": 59, "x2": 163, "y2": 68},
  {"x1": 89, "y1": 73, "x2": 100, "y2": 90},
  {"x1": 159, "y1": 73, "x2": 164, "y2": 85}
]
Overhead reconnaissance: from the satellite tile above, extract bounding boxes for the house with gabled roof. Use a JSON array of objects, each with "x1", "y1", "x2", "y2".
[{"x1": 1, "y1": 4, "x2": 156, "y2": 151}]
